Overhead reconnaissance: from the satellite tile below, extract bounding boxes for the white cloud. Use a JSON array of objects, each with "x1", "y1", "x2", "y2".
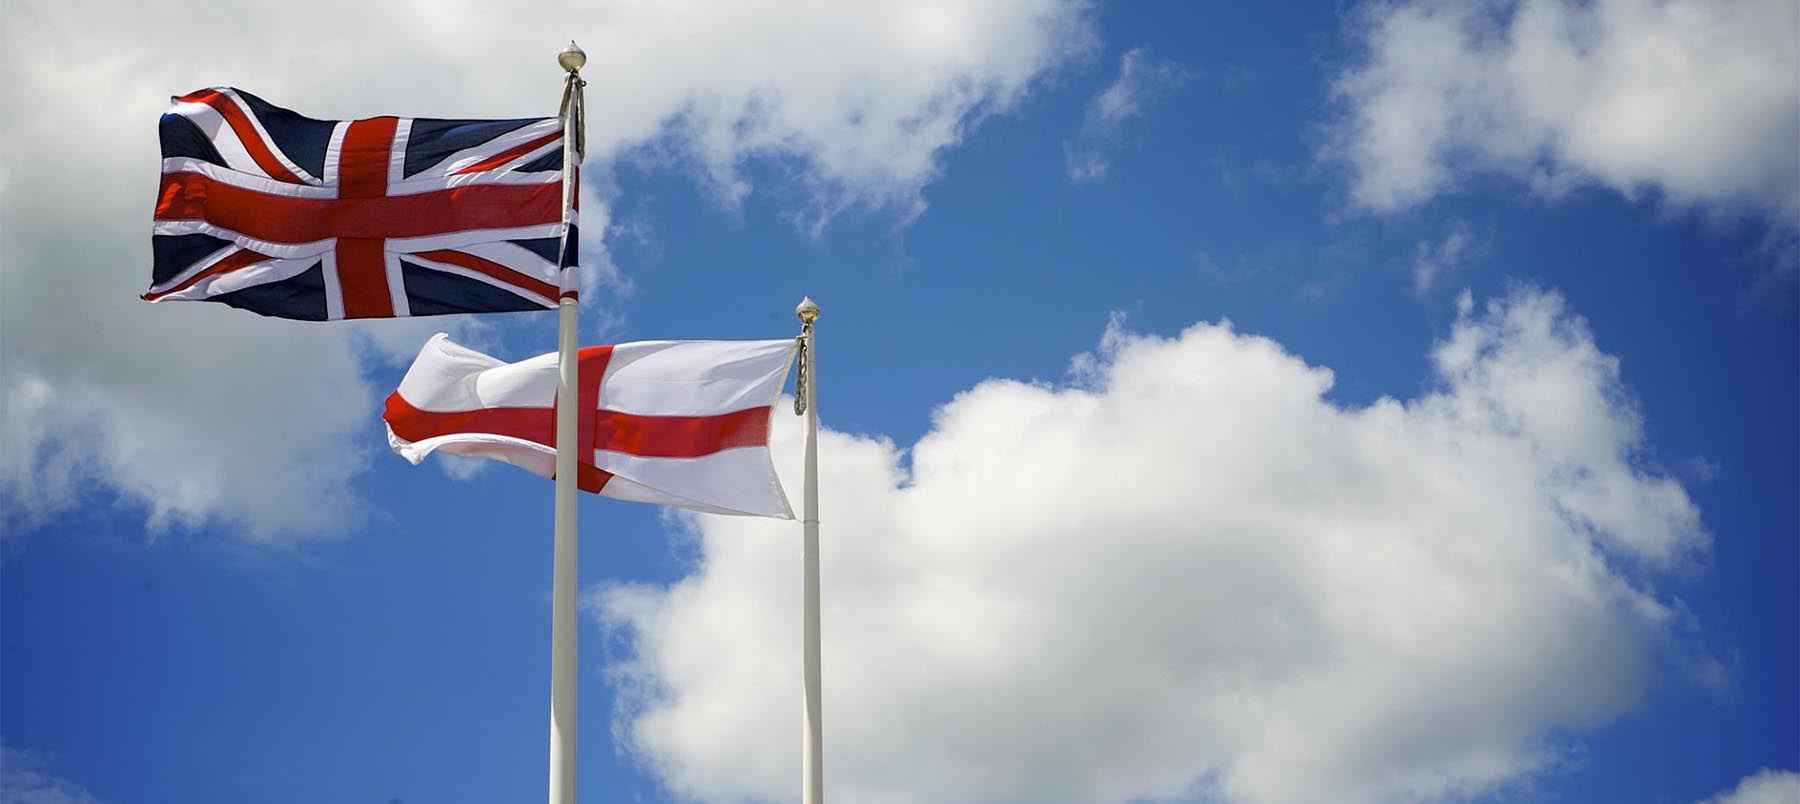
[
  {"x1": 1328, "y1": 0, "x2": 1800, "y2": 228},
  {"x1": 0, "y1": 0, "x2": 1094, "y2": 541},
  {"x1": 1066, "y1": 47, "x2": 1187, "y2": 183},
  {"x1": 1678, "y1": 455, "x2": 1724, "y2": 485},
  {"x1": 1699, "y1": 769, "x2": 1800, "y2": 804},
  {"x1": 1, "y1": 746, "x2": 106, "y2": 804},
  {"x1": 592, "y1": 288, "x2": 1707, "y2": 804},
  {"x1": 1413, "y1": 219, "x2": 1477, "y2": 295},
  {"x1": 585, "y1": 0, "x2": 1097, "y2": 230}
]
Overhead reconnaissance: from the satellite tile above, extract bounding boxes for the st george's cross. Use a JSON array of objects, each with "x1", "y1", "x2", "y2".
[
  {"x1": 146, "y1": 87, "x2": 577, "y2": 320},
  {"x1": 384, "y1": 333, "x2": 798, "y2": 518}
]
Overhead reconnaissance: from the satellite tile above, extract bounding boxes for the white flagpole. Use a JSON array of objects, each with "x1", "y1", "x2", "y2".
[
  {"x1": 549, "y1": 41, "x2": 586, "y2": 804},
  {"x1": 796, "y1": 296, "x2": 824, "y2": 804}
]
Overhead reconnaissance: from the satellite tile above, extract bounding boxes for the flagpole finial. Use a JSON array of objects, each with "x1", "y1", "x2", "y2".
[
  {"x1": 558, "y1": 41, "x2": 587, "y2": 74},
  {"x1": 796, "y1": 296, "x2": 820, "y2": 325}
]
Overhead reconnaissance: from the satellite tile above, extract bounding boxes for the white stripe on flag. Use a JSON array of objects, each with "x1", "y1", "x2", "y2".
[
  {"x1": 600, "y1": 340, "x2": 800, "y2": 415},
  {"x1": 169, "y1": 100, "x2": 271, "y2": 180}
]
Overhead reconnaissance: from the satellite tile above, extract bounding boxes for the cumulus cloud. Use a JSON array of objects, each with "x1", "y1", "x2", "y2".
[
  {"x1": 586, "y1": 0, "x2": 1097, "y2": 229},
  {"x1": 592, "y1": 288, "x2": 1707, "y2": 804},
  {"x1": 1328, "y1": 0, "x2": 1800, "y2": 228},
  {"x1": 1066, "y1": 47, "x2": 1187, "y2": 183},
  {"x1": 1, "y1": 746, "x2": 106, "y2": 804},
  {"x1": 1699, "y1": 769, "x2": 1800, "y2": 804},
  {"x1": 0, "y1": 0, "x2": 1094, "y2": 540},
  {"x1": 1413, "y1": 219, "x2": 1478, "y2": 294}
]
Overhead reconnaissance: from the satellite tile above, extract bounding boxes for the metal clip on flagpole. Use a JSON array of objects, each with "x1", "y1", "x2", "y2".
[
  {"x1": 795, "y1": 296, "x2": 824, "y2": 804},
  {"x1": 549, "y1": 40, "x2": 586, "y2": 804}
]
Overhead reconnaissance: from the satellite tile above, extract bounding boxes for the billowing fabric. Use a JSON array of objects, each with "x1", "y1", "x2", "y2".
[
  {"x1": 147, "y1": 87, "x2": 575, "y2": 320},
  {"x1": 385, "y1": 333, "x2": 797, "y2": 518}
]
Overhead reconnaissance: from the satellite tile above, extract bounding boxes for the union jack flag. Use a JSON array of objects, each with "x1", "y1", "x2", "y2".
[{"x1": 147, "y1": 88, "x2": 576, "y2": 320}]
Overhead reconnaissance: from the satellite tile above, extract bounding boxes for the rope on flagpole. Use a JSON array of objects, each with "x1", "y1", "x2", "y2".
[
  {"x1": 558, "y1": 57, "x2": 587, "y2": 155},
  {"x1": 794, "y1": 323, "x2": 812, "y2": 416}
]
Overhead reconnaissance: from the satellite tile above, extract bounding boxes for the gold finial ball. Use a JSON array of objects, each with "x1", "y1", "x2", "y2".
[
  {"x1": 558, "y1": 41, "x2": 587, "y2": 73},
  {"x1": 796, "y1": 296, "x2": 820, "y2": 324}
]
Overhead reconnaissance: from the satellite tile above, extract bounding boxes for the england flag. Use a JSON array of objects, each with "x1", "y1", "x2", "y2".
[{"x1": 384, "y1": 333, "x2": 798, "y2": 518}]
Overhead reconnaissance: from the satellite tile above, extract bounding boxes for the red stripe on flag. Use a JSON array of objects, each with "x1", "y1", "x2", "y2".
[
  {"x1": 413, "y1": 249, "x2": 558, "y2": 303},
  {"x1": 568, "y1": 347, "x2": 614, "y2": 490},
  {"x1": 154, "y1": 172, "x2": 561, "y2": 241},
  {"x1": 592, "y1": 407, "x2": 772, "y2": 458},
  {"x1": 383, "y1": 399, "x2": 555, "y2": 449},
  {"x1": 176, "y1": 89, "x2": 306, "y2": 184},
  {"x1": 339, "y1": 118, "x2": 398, "y2": 198},
  {"x1": 451, "y1": 131, "x2": 562, "y2": 175},
  {"x1": 576, "y1": 465, "x2": 616, "y2": 492},
  {"x1": 385, "y1": 400, "x2": 778, "y2": 461},
  {"x1": 142, "y1": 248, "x2": 274, "y2": 301},
  {"x1": 336, "y1": 239, "x2": 392, "y2": 319}
]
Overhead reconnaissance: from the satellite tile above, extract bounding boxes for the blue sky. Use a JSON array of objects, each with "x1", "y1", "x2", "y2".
[{"x1": 2, "y1": 2, "x2": 1796, "y2": 803}]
